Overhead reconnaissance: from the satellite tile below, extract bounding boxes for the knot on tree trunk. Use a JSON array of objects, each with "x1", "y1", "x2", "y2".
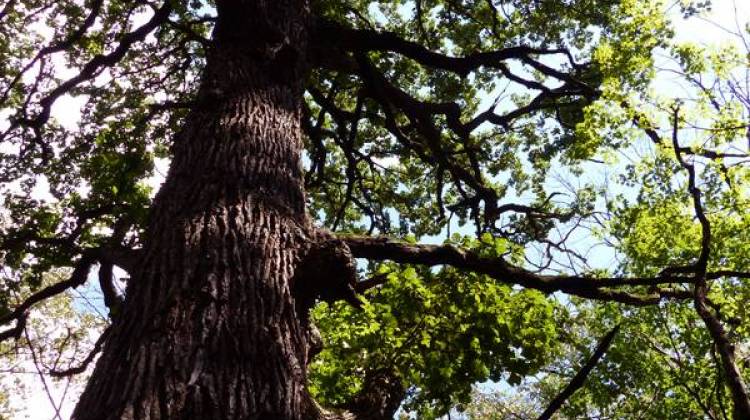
[
  {"x1": 293, "y1": 229, "x2": 361, "y2": 360},
  {"x1": 293, "y1": 230, "x2": 361, "y2": 311},
  {"x1": 348, "y1": 369, "x2": 405, "y2": 420}
]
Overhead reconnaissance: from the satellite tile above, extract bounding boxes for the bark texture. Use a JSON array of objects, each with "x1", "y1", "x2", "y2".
[{"x1": 72, "y1": 1, "x2": 349, "y2": 418}]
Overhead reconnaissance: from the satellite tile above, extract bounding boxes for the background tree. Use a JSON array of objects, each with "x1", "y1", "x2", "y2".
[
  {"x1": 0, "y1": 0, "x2": 749, "y2": 419},
  {"x1": 459, "y1": 3, "x2": 750, "y2": 418}
]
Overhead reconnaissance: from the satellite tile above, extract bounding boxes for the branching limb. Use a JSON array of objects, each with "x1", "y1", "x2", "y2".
[
  {"x1": 0, "y1": 0, "x2": 105, "y2": 106},
  {"x1": 309, "y1": 26, "x2": 597, "y2": 232},
  {"x1": 669, "y1": 105, "x2": 750, "y2": 418},
  {"x1": 6, "y1": 1, "x2": 172, "y2": 133},
  {"x1": 314, "y1": 20, "x2": 585, "y2": 80}
]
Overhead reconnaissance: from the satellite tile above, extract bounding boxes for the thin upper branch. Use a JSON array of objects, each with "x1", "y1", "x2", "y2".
[
  {"x1": 0, "y1": 0, "x2": 105, "y2": 106},
  {"x1": 49, "y1": 326, "x2": 111, "y2": 378},
  {"x1": 308, "y1": 23, "x2": 598, "y2": 231}
]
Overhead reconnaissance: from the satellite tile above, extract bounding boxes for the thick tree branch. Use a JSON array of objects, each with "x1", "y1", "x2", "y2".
[
  {"x1": 708, "y1": 270, "x2": 750, "y2": 280},
  {"x1": 97, "y1": 261, "x2": 122, "y2": 317},
  {"x1": 314, "y1": 19, "x2": 584, "y2": 80},
  {"x1": 96, "y1": 245, "x2": 142, "y2": 275},
  {"x1": 344, "y1": 369, "x2": 404, "y2": 420},
  {"x1": 341, "y1": 235, "x2": 693, "y2": 305},
  {"x1": 0, "y1": 311, "x2": 27, "y2": 342}
]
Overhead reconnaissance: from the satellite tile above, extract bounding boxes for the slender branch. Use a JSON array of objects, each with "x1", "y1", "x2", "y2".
[
  {"x1": 0, "y1": 252, "x2": 96, "y2": 333},
  {"x1": 537, "y1": 325, "x2": 620, "y2": 420},
  {"x1": 310, "y1": 27, "x2": 597, "y2": 232},
  {"x1": 354, "y1": 53, "x2": 501, "y2": 230},
  {"x1": 0, "y1": 0, "x2": 105, "y2": 106},
  {"x1": 0, "y1": 0, "x2": 17, "y2": 22},
  {"x1": 50, "y1": 326, "x2": 111, "y2": 378},
  {"x1": 24, "y1": 327, "x2": 64, "y2": 420}
]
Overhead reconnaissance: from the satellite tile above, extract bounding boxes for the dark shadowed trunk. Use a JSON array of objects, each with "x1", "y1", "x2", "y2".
[{"x1": 71, "y1": 1, "x2": 359, "y2": 419}]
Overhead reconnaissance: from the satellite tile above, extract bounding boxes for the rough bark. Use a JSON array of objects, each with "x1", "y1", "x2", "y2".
[{"x1": 71, "y1": 2, "x2": 368, "y2": 419}]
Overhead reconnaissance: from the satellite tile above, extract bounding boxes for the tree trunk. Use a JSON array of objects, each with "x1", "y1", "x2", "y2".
[{"x1": 72, "y1": 1, "x2": 338, "y2": 418}]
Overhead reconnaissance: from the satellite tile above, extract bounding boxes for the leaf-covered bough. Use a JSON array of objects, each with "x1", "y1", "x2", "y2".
[{"x1": 0, "y1": 0, "x2": 749, "y2": 419}]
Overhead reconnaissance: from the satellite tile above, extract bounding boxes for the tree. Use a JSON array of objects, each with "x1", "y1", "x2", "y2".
[{"x1": 1, "y1": 0, "x2": 749, "y2": 419}]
